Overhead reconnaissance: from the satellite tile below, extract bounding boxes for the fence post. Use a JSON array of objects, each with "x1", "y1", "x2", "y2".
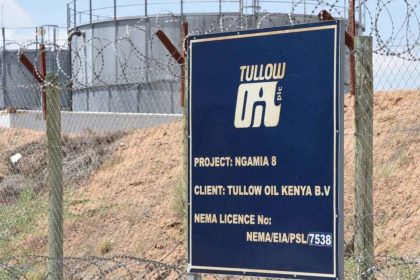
[
  {"x1": 46, "y1": 75, "x2": 64, "y2": 280},
  {"x1": 354, "y1": 36, "x2": 374, "y2": 279},
  {"x1": 187, "y1": 274, "x2": 201, "y2": 279}
]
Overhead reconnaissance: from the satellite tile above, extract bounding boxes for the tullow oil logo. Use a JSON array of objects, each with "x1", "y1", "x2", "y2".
[{"x1": 234, "y1": 63, "x2": 286, "y2": 128}]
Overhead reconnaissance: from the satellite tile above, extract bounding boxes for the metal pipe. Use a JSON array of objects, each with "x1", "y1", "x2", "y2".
[
  {"x1": 67, "y1": 29, "x2": 84, "y2": 111},
  {"x1": 53, "y1": 27, "x2": 57, "y2": 72},
  {"x1": 114, "y1": 19, "x2": 118, "y2": 85},
  {"x1": 40, "y1": 26, "x2": 44, "y2": 45},
  {"x1": 35, "y1": 27, "x2": 38, "y2": 52},
  {"x1": 114, "y1": 0, "x2": 117, "y2": 20},
  {"x1": 19, "y1": 54, "x2": 44, "y2": 84},
  {"x1": 67, "y1": 29, "x2": 83, "y2": 42},
  {"x1": 145, "y1": 0, "x2": 148, "y2": 16},
  {"x1": 318, "y1": 10, "x2": 354, "y2": 50},
  {"x1": 318, "y1": 9, "x2": 355, "y2": 97},
  {"x1": 219, "y1": 0, "x2": 223, "y2": 31},
  {"x1": 349, "y1": 0, "x2": 356, "y2": 95},
  {"x1": 145, "y1": 16, "x2": 150, "y2": 83},
  {"x1": 89, "y1": 25, "x2": 94, "y2": 111},
  {"x1": 239, "y1": 0, "x2": 244, "y2": 29},
  {"x1": 73, "y1": 0, "x2": 77, "y2": 28},
  {"x1": 155, "y1": 30, "x2": 185, "y2": 64},
  {"x1": 89, "y1": 0, "x2": 92, "y2": 24},
  {"x1": 349, "y1": 0, "x2": 356, "y2": 35}
]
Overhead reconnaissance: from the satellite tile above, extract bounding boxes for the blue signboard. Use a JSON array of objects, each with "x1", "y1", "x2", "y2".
[{"x1": 188, "y1": 21, "x2": 344, "y2": 279}]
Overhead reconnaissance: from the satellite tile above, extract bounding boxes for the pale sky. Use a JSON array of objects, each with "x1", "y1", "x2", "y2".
[
  {"x1": 1, "y1": 0, "x2": 67, "y2": 27},
  {"x1": 1, "y1": 0, "x2": 410, "y2": 33}
]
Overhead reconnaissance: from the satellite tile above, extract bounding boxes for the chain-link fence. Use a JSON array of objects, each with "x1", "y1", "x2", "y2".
[{"x1": 0, "y1": 0, "x2": 419, "y2": 279}]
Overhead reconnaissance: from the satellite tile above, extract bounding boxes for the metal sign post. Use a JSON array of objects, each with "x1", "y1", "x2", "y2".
[{"x1": 187, "y1": 21, "x2": 344, "y2": 279}]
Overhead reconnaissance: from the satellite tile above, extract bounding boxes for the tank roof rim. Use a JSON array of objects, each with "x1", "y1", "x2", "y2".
[{"x1": 68, "y1": 11, "x2": 316, "y2": 31}]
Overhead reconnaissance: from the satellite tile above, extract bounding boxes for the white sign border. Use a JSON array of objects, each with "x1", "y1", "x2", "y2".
[{"x1": 188, "y1": 22, "x2": 342, "y2": 279}]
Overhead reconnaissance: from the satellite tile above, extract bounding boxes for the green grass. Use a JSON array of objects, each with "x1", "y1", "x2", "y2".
[
  {"x1": 385, "y1": 255, "x2": 420, "y2": 280},
  {"x1": 98, "y1": 240, "x2": 113, "y2": 255},
  {"x1": 0, "y1": 189, "x2": 47, "y2": 259},
  {"x1": 394, "y1": 263, "x2": 420, "y2": 280},
  {"x1": 172, "y1": 179, "x2": 186, "y2": 220},
  {"x1": 345, "y1": 256, "x2": 420, "y2": 280},
  {"x1": 0, "y1": 260, "x2": 47, "y2": 280},
  {"x1": 344, "y1": 257, "x2": 359, "y2": 279}
]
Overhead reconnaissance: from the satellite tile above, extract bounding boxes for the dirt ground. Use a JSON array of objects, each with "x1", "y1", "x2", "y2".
[
  {"x1": 63, "y1": 121, "x2": 185, "y2": 264},
  {"x1": 0, "y1": 128, "x2": 43, "y2": 180},
  {"x1": 0, "y1": 90, "x2": 419, "y2": 266},
  {"x1": 343, "y1": 90, "x2": 420, "y2": 257}
]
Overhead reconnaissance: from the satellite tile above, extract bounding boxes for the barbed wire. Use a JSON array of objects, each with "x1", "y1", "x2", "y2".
[
  {"x1": 0, "y1": 255, "x2": 184, "y2": 279},
  {"x1": 0, "y1": 0, "x2": 418, "y2": 90},
  {"x1": 0, "y1": 1, "x2": 418, "y2": 279},
  {"x1": 0, "y1": 255, "x2": 418, "y2": 279}
]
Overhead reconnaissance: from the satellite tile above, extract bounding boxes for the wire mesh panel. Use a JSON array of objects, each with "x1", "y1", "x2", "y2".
[{"x1": 0, "y1": 0, "x2": 419, "y2": 279}]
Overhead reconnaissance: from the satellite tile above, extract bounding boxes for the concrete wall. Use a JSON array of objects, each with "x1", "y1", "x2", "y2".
[
  {"x1": 0, "y1": 110, "x2": 181, "y2": 134},
  {"x1": 0, "y1": 111, "x2": 10, "y2": 127}
]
